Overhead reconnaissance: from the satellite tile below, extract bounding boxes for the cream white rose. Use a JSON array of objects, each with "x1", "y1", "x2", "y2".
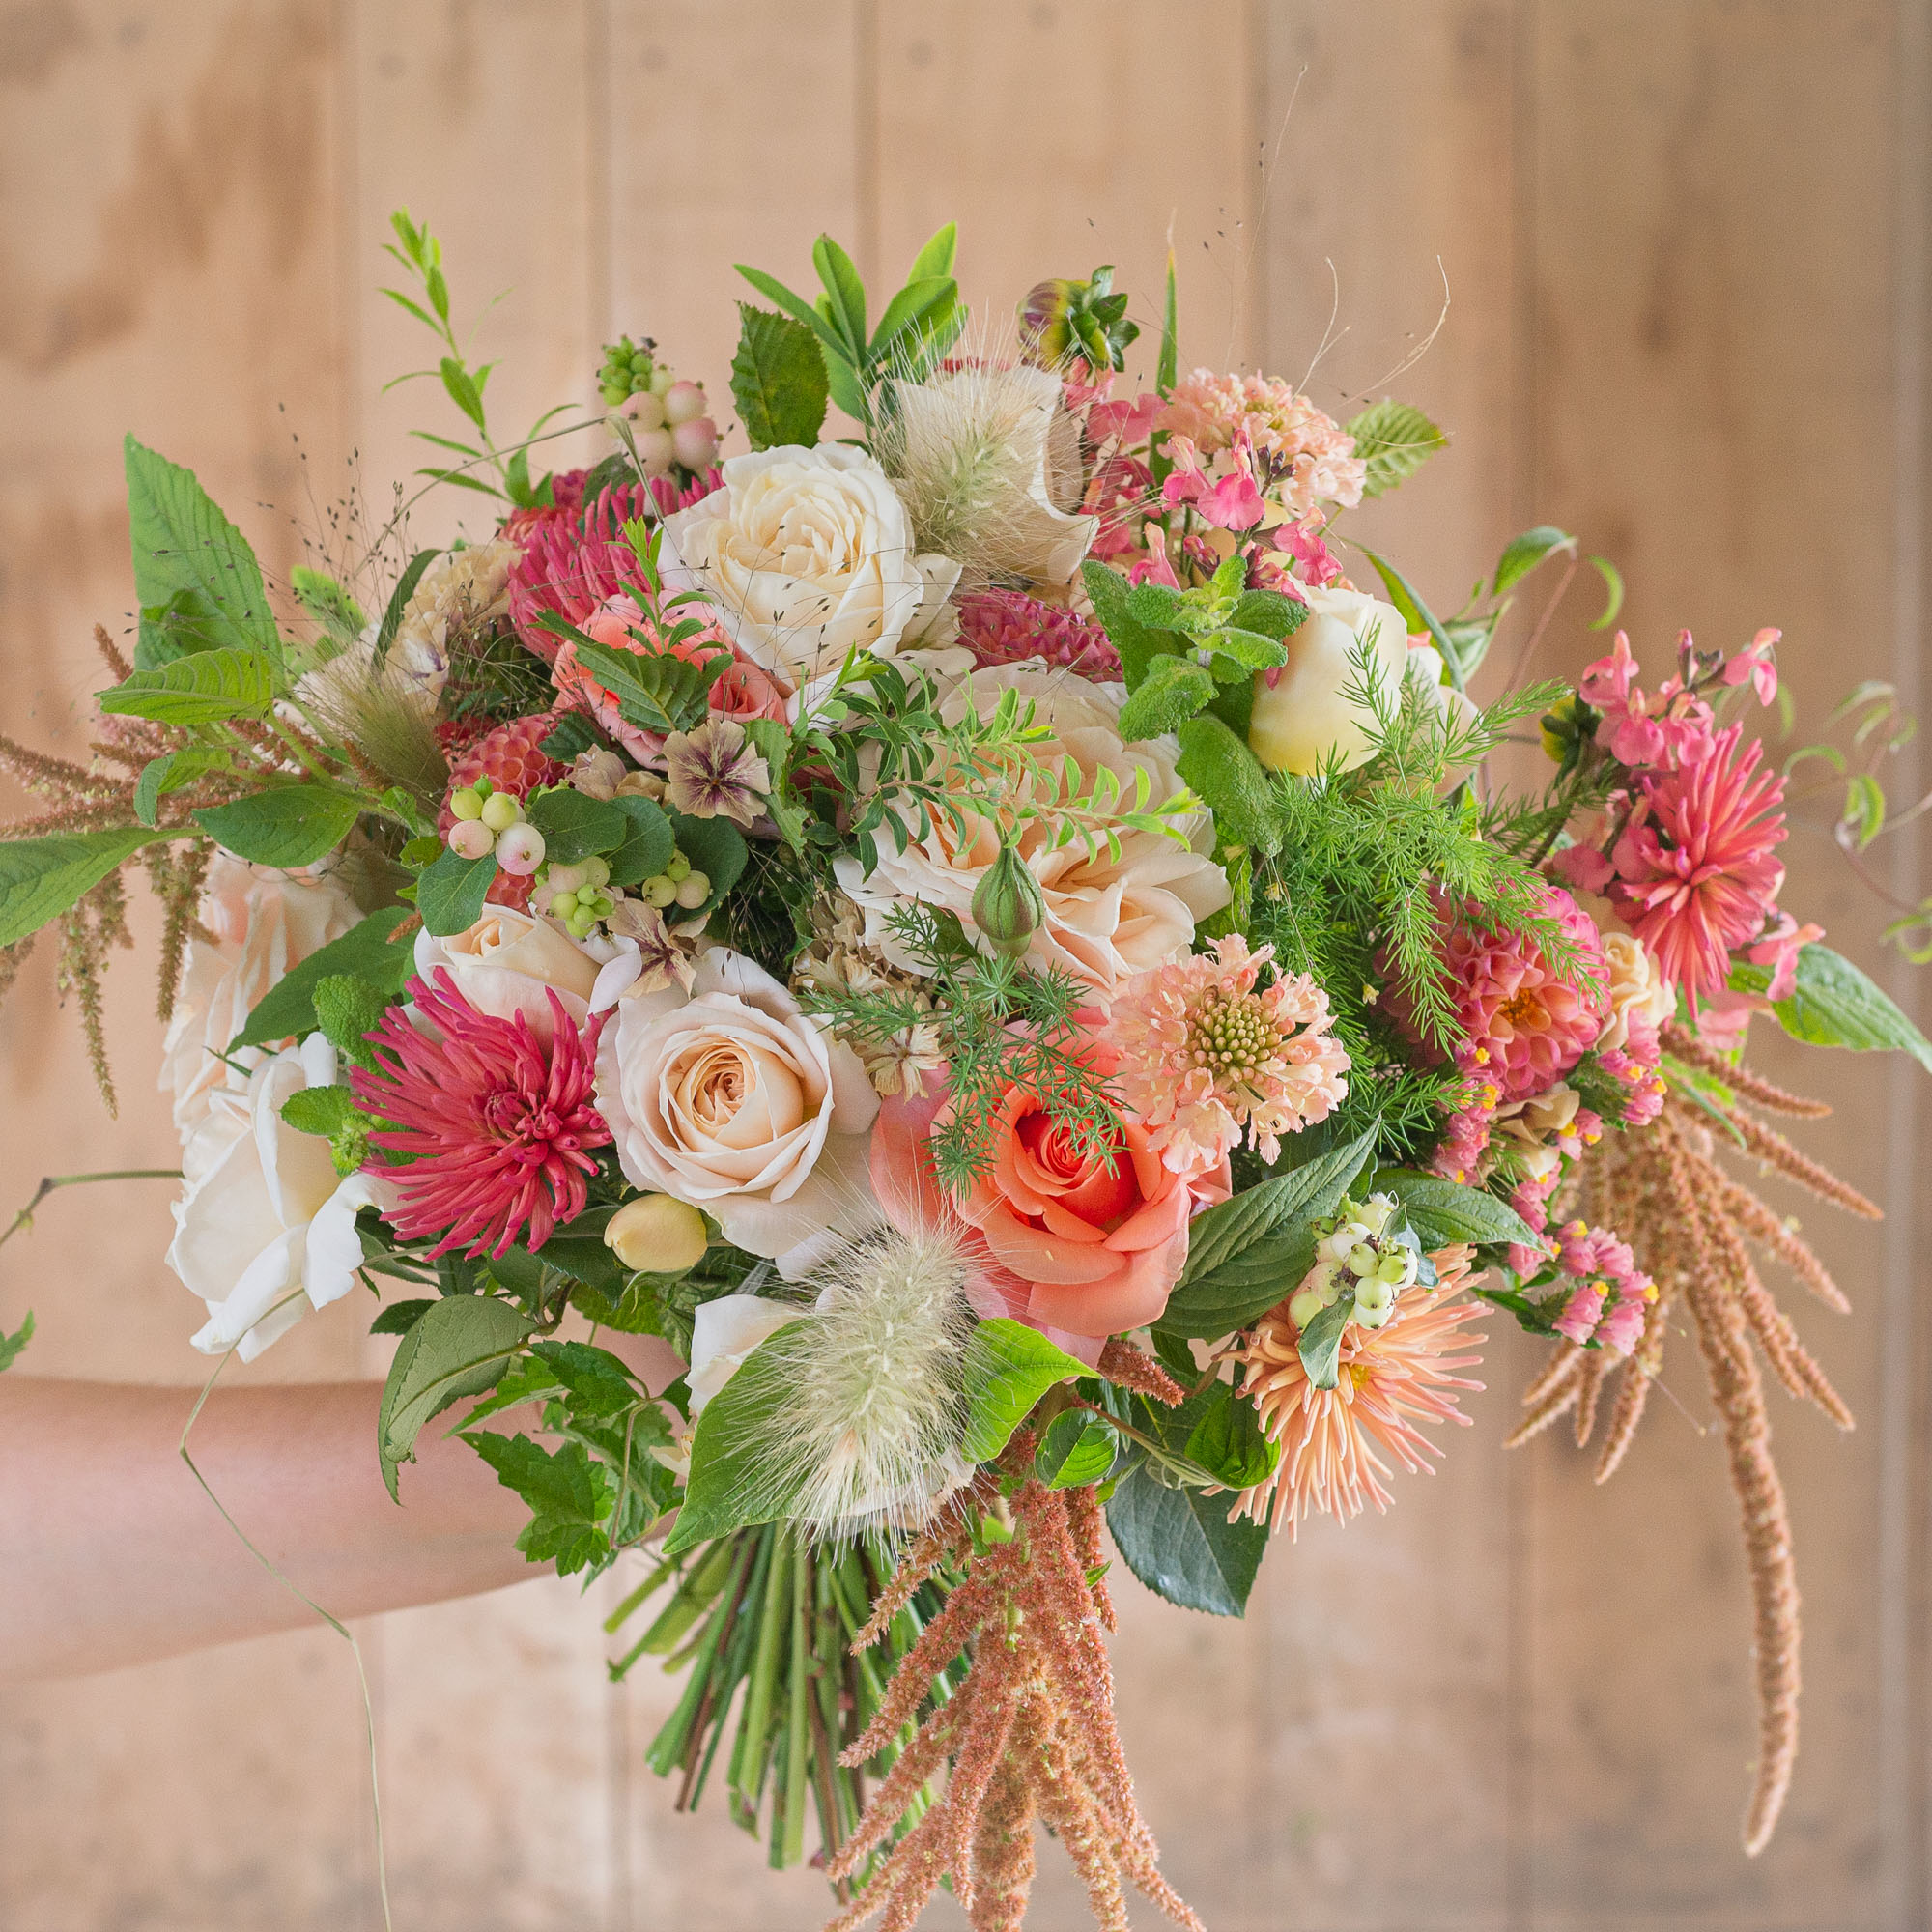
[
  {"x1": 170, "y1": 1034, "x2": 390, "y2": 1362},
  {"x1": 414, "y1": 906, "x2": 604, "y2": 1041},
  {"x1": 685, "y1": 1293, "x2": 801, "y2": 1417},
  {"x1": 1248, "y1": 583, "x2": 1411, "y2": 775},
  {"x1": 1597, "y1": 929, "x2": 1676, "y2": 1053},
  {"x1": 595, "y1": 947, "x2": 881, "y2": 1278},
  {"x1": 160, "y1": 855, "x2": 361, "y2": 1140},
  {"x1": 833, "y1": 662, "x2": 1231, "y2": 1002},
  {"x1": 659, "y1": 444, "x2": 959, "y2": 704}
]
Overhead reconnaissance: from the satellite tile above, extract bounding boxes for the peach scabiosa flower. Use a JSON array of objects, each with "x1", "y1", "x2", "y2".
[
  {"x1": 1230, "y1": 1245, "x2": 1488, "y2": 1538},
  {"x1": 1110, "y1": 935, "x2": 1350, "y2": 1169}
]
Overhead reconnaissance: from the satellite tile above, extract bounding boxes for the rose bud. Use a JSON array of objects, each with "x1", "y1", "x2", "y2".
[
  {"x1": 1248, "y1": 584, "x2": 1412, "y2": 776},
  {"x1": 603, "y1": 1192, "x2": 709, "y2": 1274},
  {"x1": 971, "y1": 841, "x2": 1047, "y2": 959}
]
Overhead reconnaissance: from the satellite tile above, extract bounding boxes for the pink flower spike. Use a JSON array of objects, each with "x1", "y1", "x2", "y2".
[{"x1": 350, "y1": 971, "x2": 611, "y2": 1260}]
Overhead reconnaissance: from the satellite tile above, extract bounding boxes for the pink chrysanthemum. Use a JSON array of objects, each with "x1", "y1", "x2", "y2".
[
  {"x1": 1422, "y1": 886, "x2": 1610, "y2": 1104},
  {"x1": 1232, "y1": 1246, "x2": 1487, "y2": 1538},
  {"x1": 1603, "y1": 723, "x2": 1787, "y2": 1003},
  {"x1": 352, "y1": 971, "x2": 611, "y2": 1259},
  {"x1": 506, "y1": 474, "x2": 720, "y2": 662},
  {"x1": 1111, "y1": 935, "x2": 1350, "y2": 1170},
  {"x1": 954, "y1": 587, "x2": 1122, "y2": 682}
]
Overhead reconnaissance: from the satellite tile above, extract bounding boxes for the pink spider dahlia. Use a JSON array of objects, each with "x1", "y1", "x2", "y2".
[
  {"x1": 351, "y1": 971, "x2": 611, "y2": 1259},
  {"x1": 1111, "y1": 935, "x2": 1350, "y2": 1169},
  {"x1": 1603, "y1": 723, "x2": 1787, "y2": 1003}
]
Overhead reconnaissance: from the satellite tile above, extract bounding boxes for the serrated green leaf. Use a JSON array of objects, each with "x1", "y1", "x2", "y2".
[
  {"x1": 279, "y1": 1083, "x2": 360, "y2": 1139},
  {"x1": 1202, "y1": 626, "x2": 1289, "y2": 674},
  {"x1": 729, "y1": 303, "x2": 831, "y2": 450},
  {"x1": 1370, "y1": 1168, "x2": 1545, "y2": 1251},
  {"x1": 537, "y1": 711, "x2": 600, "y2": 764},
  {"x1": 415, "y1": 846, "x2": 497, "y2": 937},
  {"x1": 99, "y1": 647, "x2": 276, "y2": 725},
  {"x1": 369, "y1": 1297, "x2": 435, "y2": 1337},
  {"x1": 463, "y1": 1432, "x2": 611, "y2": 1575},
  {"x1": 545, "y1": 629, "x2": 723, "y2": 736},
  {"x1": 0, "y1": 827, "x2": 185, "y2": 948},
  {"x1": 310, "y1": 973, "x2": 390, "y2": 1069},
  {"x1": 125, "y1": 436, "x2": 282, "y2": 669},
  {"x1": 1104, "y1": 1460, "x2": 1267, "y2": 1616},
  {"x1": 379, "y1": 1294, "x2": 534, "y2": 1498},
  {"x1": 1226, "y1": 588, "x2": 1309, "y2": 641},
  {"x1": 1345, "y1": 399, "x2": 1448, "y2": 498},
  {"x1": 132, "y1": 748, "x2": 230, "y2": 828},
  {"x1": 1117, "y1": 655, "x2": 1215, "y2": 741},
  {"x1": 194, "y1": 785, "x2": 362, "y2": 868},
  {"x1": 1746, "y1": 941, "x2": 1932, "y2": 1073},
  {"x1": 1082, "y1": 558, "x2": 1180, "y2": 690},
  {"x1": 959, "y1": 1318, "x2": 1088, "y2": 1464},
  {"x1": 230, "y1": 910, "x2": 416, "y2": 1052},
  {"x1": 525, "y1": 787, "x2": 628, "y2": 866},
  {"x1": 1174, "y1": 713, "x2": 1281, "y2": 859},
  {"x1": 1036, "y1": 1409, "x2": 1119, "y2": 1489}
]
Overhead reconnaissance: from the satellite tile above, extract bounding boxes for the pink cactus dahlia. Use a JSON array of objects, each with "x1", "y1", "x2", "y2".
[
  {"x1": 351, "y1": 971, "x2": 610, "y2": 1259},
  {"x1": 1111, "y1": 935, "x2": 1350, "y2": 1169}
]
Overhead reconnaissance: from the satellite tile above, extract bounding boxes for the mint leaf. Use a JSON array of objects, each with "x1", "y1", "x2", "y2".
[
  {"x1": 1118, "y1": 655, "x2": 1215, "y2": 742},
  {"x1": 1174, "y1": 713, "x2": 1281, "y2": 859},
  {"x1": 193, "y1": 785, "x2": 362, "y2": 868},
  {"x1": 231, "y1": 911, "x2": 416, "y2": 1052},
  {"x1": 378, "y1": 1295, "x2": 534, "y2": 1499},
  {"x1": 729, "y1": 303, "x2": 830, "y2": 449},
  {"x1": 279, "y1": 1084, "x2": 360, "y2": 1139},
  {"x1": 311, "y1": 974, "x2": 390, "y2": 1069},
  {"x1": 1082, "y1": 558, "x2": 1181, "y2": 690},
  {"x1": 959, "y1": 1318, "x2": 1089, "y2": 1464},
  {"x1": 1344, "y1": 399, "x2": 1447, "y2": 499}
]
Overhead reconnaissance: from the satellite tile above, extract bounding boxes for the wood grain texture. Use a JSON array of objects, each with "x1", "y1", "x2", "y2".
[{"x1": 0, "y1": 4, "x2": 1926, "y2": 1927}]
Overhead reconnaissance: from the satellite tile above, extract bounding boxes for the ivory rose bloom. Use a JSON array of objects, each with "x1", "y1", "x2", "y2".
[
  {"x1": 832, "y1": 662, "x2": 1231, "y2": 1001},
  {"x1": 1596, "y1": 928, "x2": 1676, "y2": 1054},
  {"x1": 160, "y1": 855, "x2": 361, "y2": 1139},
  {"x1": 170, "y1": 1035, "x2": 390, "y2": 1361},
  {"x1": 414, "y1": 905, "x2": 603, "y2": 1040},
  {"x1": 685, "y1": 1293, "x2": 800, "y2": 1417},
  {"x1": 1248, "y1": 583, "x2": 1411, "y2": 776},
  {"x1": 659, "y1": 444, "x2": 959, "y2": 702},
  {"x1": 595, "y1": 948, "x2": 881, "y2": 1277}
]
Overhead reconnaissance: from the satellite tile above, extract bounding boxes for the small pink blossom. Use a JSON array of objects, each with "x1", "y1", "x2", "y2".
[{"x1": 1720, "y1": 627, "x2": 1781, "y2": 705}]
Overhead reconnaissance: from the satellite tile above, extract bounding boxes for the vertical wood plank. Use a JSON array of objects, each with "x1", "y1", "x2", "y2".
[{"x1": 1522, "y1": 4, "x2": 1903, "y2": 1925}]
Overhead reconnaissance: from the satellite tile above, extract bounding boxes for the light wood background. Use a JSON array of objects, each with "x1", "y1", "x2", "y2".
[{"x1": 1, "y1": 4, "x2": 1928, "y2": 1927}]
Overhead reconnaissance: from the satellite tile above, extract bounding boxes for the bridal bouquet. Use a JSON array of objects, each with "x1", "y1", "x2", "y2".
[{"x1": 3, "y1": 211, "x2": 1924, "y2": 1929}]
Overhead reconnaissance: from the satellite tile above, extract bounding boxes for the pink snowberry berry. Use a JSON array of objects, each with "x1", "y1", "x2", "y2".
[
  {"x1": 447, "y1": 818, "x2": 495, "y2": 861},
  {"x1": 494, "y1": 823, "x2": 547, "y2": 875}
]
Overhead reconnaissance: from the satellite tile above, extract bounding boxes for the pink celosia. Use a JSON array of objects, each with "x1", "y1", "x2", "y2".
[
  {"x1": 1604, "y1": 723, "x2": 1787, "y2": 1002},
  {"x1": 351, "y1": 971, "x2": 610, "y2": 1259},
  {"x1": 954, "y1": 587, "x2": 1121, "y2": 682},
  {"x1": 1110, "y1": 935, "x2": 1350, "y2": 1169}
]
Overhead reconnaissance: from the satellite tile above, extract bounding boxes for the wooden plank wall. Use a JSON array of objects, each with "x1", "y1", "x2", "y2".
[{"x1": 0, "y1": 4, "x2": 1926, "y2": 1926}]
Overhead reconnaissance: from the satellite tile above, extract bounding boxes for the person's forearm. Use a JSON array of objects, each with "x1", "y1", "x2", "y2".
[{"x1": 0, "y1": 1378, "x2": 532, "y2": 1682}]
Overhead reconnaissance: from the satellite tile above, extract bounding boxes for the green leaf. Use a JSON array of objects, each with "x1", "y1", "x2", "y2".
[
  {"x1": 1117, "y1": 655, "x2": 1215, "y2": 741},
  {"x1": 463, "y1": 1432, "x2": 611, "y2": 1575},
  {"x1": 0, "y1": 1309, "x2": 32, "y2": 1375},
  {"x1": 1158, "y1": 1130, "x2": 1377, "y2": 1341},
  {"x1": 1157, "y1": 248, "x2": 1179, "y2": 394},
  {"x1": 230, "y1": 910, "x2": 416, "y2": 1052},
  {"x1": 1035, "y1": 1409, "x2": 1119, "y2": 1489},
  {"x1": 729, "y1": 303, "x2": 832, "y2": 450},
  {"x1": 280, "y1": 1083, "x2": 360, "y2": 1139},
  {"x1": 1202, "y1": 626, "x2": 1290, "y2": 675},
  {"x1": 662, "y1": 1319, "x2": 814, "y2": 1553},
  {"x1": 907, "y1": 221, "x2": 958, "y2": 284},
  {"x1": 1588, "y1": 553, "x2": 1625, "y2": 630},
  {"x1": 734, "y1": 264, "x2": 851, "y2": 361},
  {"x1": 373, "y1": 550, "x2": 440, "y2": 669},
  {"x1": 379, "y1": 1294, "x2": 534, "y2": 1499},
  {"x1": 810, "y1": 234, "x2": 868, "y2": 361},
  {"x1": 1370, "y1": 1168, "x2": 1544, "y2": 1251},
  {"x1": 1227, "y1": 589, "x2": 1309, "y2": 642},
  {"x1": 310, "y1": 973, "x2": 390, "y2": 1069},
  {"x1": 124, "y1": 437, "x2": 282, "y2": 669},
  {"x1": 1182, "y1": 1382, "x2": 1280, "y2": 1489},
  {"x1": 1491, "y1": 525, "x2": 1577, "y2": 600},
  {"x1": 606, "y1": 795, "x2": 675, "y2": 888},
  {"x1": 959, "y1": 1317, "x2": 1089, "y2": 1464},
  {"x1": 132, "y1": 748, "x2": 230, "y2": 828},
  {"x1": 1359, "y1": 547, "x2": 1466, "y2": 687},
  {"x1": 868, "y1": 275, "x2": 955, "y2": 358},
  {"x1": 415, "y1": 846, "x2": 497, "y2": 937},
  {"x1": 291, "y1": 566, "x2": 368, "y2": 648},
  {"x1": 1104, "y1": 1461, "x2": 1267, "y2": 1616},
  {"x1": 369, "y1": 1298, "x2": 435, "y2": 1337},
  {"x1": 538, "y1": 711, "x2": 600, "y2": 764},
  {"x1": 1746, "y1": 941, "x2": 1932, "y2": 1073},
  {"x1": 439, "y1": 355, "x2": 488, "y2": 431},
  {"x1": 98, "y1": 647, "x2": 276, "y2": 726},
  {"x1": 1124, "y1": 581, "x2": 1190, "y2": 629},
  {"x1": 525, "y1": 787, "x2": 628, "y2": 866},
  {"x1": 667, "y1": 811, "x2": 747, "y2": 915},
  {"x1": 193, "y1": 785, "x2": 362, "y2": 868},
  {"x1": 1082, "y1": 558, "x2": 1180, "y2": 690},
  {"x1": 1345, "y1": 400, "x2": 1448, "y2": 498},
  {"x1": 1295, "y1": 1290, "x2": 1356, "y2": 1391},
  {"x1": 0, "y1": 827, "x2": 183, "y2": 949},
  {"x1": 549, "y1": 630, "x2": 721, "y2": 735},
  {"x1": 1174, "y1": 714, "x2": 1281, "y2": 860}
]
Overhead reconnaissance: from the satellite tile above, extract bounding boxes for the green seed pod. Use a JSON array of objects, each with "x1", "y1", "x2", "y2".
[{"x1": 971, "y1": 842, "x2": 1046, "y2": 959}]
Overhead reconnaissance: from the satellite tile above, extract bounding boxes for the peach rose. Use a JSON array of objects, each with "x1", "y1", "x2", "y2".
[
  {"x1": 832, "y1": 661, "x2": 1231, "y2": 1002},
  {"x1": 160, "y1": 855, "x2": 361, "y2": 1140},
  {"x1": 413, "y1": 905, "x2": 604, "y2": 1041},
  {"x1": 594, "y1": 948, "x2": 881, "y2": 1277}
]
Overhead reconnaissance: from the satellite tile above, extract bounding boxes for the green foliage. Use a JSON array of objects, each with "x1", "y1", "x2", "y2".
[
  {"x1": 414, "y1": 845, "x2": 497, "y2": 936},
  {"x1": 729, "y1": 303, "x2": 831, "y2": 449},
  {"x1": 0, "y1": 827, "x2": 185, "y2": 949},
  {"x1": 1105, "y1": 1429, "x2": 1268, "y2": 1616},
  {"x1": 193, "y1": 785, "x2": 364, "y2": 869},
  {"x1": 540, "y1": 623, "x2": 725, "y2": 736},
  {"x1": 1174, "y1": 714, "x2": 1280, "y2": 859},
  {"x1": 1731, "y1": 940, "x2": 1932, "y2": 1073},
  {"x1": 310, "y1": 973, "x2": 390, "y2": 1070},
  {"x1": 378, "y1": 1293, "x2": 534, "y2": 1499},
  {"x1": 525, "y1": 786, "x2": 628, "y2": 866},
  {"x1": 124, "y1": 437, "x2": 282, "y2": 670},
  {"x1": 132, "y1": 748, "x2": 231, "y2": 827},
  {"x1": 0, "y1": 1310, "x2": 32, "y2": 1374},
  {"x1": 958, "y1": 1318, "x2": 1090, "y2": 1463},
  {"x1": 1294, "y1": 1290, "x2": 1356, "y2": 1390},
  {"x1": 665, "y1": 810, "x2": 748, "y2": 918},
  {"x1": 1371, "y1": 1167, "x2": 1543, "y2": 1251},
  {"x1": 291, "y1": 566, "x2": 367, "y2": 650},
  {"x1": 605, "y1": 795, "x2": 675, "y2": 889},
  {"x1": 464, "y1": 1433, "x2": 612, "y2": 1574},
  {"x1": 1182, "y1": 1382, "x2": 1279, "y2": 1490},
  {"x1": 98, "y1": 647, "x2": 277, "y2": 726},
  {"x1": 1345, "y1": 399, "x2": 1448, "y2": 498},
  {"x1": 1019, "y1": 264, "x2": 1140, "y2": 372},
  {"x1": 1035, "y1": 1408, "x2": 1120, "y2": 1488},
  {"x1": 278, "y1": 1081, "x2": 371, "y2": 1175},
  {"x1": 373, "y1": 549, "x2": 440, "y2": 670},
  {"x1": 231, "y1": 911, "x2": 416, "y2": 1052},
  {"x1": 1081, "y1": 556, "x2": 1176, "y2": 689}
]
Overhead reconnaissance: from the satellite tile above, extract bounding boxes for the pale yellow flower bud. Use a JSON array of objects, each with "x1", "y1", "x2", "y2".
[{"x1": 604, "y1": 1193, "x2": 709, "y2": 1275}]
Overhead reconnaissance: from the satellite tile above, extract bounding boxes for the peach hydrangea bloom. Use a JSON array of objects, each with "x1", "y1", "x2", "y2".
[{"x1": 1110, "y1": 936, "x2": 1350, "y2": 1170}]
